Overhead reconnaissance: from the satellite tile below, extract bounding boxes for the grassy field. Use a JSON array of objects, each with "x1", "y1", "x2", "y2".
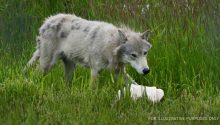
[{"x1": 0, "y1": 0, "x2": 220, "y2": 124}]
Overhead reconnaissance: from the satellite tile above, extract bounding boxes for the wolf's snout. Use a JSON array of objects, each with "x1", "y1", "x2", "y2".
[{"x1": 143, "y1": 68, "x2": 150, "y2": 75}]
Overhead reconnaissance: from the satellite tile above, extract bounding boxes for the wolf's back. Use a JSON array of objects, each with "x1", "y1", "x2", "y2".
[{"x1": 38, "y1": 14, "x2": 78, "y2": 40}]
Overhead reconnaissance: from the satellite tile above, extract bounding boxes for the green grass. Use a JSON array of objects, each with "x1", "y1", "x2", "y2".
[{"x1": 0, "y1": 0, "x2": 220, "y2": 124}]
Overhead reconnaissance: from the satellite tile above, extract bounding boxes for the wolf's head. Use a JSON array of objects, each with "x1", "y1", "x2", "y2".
[{"x1": 115, "y1": 29, "x2": 152, "y2": 75}]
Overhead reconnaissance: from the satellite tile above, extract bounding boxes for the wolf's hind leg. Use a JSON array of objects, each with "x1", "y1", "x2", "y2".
[
  {"x1": 39, "y1": 56, "x2": 52, "y2": 75},
  {"x1": 89, "y1": 68, "x2": 100, "y2": 89},
  {"x1": 49, "y1": 51, "x2": 62, "y2": 68},
  {"x1": 39, "y1": 47, "x2": 53, "y2": 74},
  {"x1": 62, "y1": 58, "x2": 76, "y2": 82},
  {"x1": 38, "y1": 37, "x2": 58, "y2": 74}
]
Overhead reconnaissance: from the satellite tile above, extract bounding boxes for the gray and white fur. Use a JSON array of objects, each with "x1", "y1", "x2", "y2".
[{"x1": 26, "y1": 13, "x2": 152, "y2": 82}]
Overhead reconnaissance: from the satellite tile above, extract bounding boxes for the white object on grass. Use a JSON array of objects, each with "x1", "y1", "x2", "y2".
[{"x1": 118, "y1": 83, "x2": 164, "y2": 103}]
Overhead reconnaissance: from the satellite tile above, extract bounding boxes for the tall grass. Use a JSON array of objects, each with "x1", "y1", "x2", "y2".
[{"x1": 0, "y1": 0, "x2": 220, "y2": 124}]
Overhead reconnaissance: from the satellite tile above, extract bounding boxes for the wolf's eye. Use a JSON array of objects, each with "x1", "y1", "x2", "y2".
[
  {"x1": 144, "y1": 52, "x2": 148, "y2": 55},
  {"x1": 131, "y1": 53, "x2": 137, "y2": 58}
]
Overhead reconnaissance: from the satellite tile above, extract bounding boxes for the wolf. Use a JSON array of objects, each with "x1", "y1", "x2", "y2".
[{"x1": 26, "y1": 13, "x2": 152, "y2": 83}]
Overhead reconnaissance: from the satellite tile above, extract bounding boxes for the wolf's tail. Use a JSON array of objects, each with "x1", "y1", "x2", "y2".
[
  {"x1": 27, "y1": 49, "x2": 40, "y2": 67},
  {"x1": 24, "y1": 36, "x2": 41, "y2": 72}
]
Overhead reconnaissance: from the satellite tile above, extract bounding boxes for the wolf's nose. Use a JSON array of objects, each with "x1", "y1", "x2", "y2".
[{"x1": 143, "y1": 68, "x2": 150, "y2": 75}]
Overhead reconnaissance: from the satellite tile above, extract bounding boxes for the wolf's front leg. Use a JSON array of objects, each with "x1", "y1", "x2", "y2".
[
  {"x1": 113, "y1": 66, "x2": 131, "y2": 86},
  {"x1": 90, "y1": 69, "x2": 99, "y2": 89},
  {"x1": 122, "y1": 67, "x2": 136, "y2": 85},
  {"x1": 63, "y1": 60, "x2": 76, "y2": 83}
]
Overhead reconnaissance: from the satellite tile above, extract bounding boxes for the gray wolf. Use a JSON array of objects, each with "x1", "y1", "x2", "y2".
[{"x1": 26, "y1": 13, "x2": 152, "y2": 83}]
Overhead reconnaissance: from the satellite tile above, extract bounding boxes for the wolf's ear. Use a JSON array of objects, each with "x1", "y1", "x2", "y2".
[
  {"x1": 141, "y1": 30, "x2": 151, "y2": 40},
  {"x1": 118, "y1": 30, "x2": 127, "y2": 44}
]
